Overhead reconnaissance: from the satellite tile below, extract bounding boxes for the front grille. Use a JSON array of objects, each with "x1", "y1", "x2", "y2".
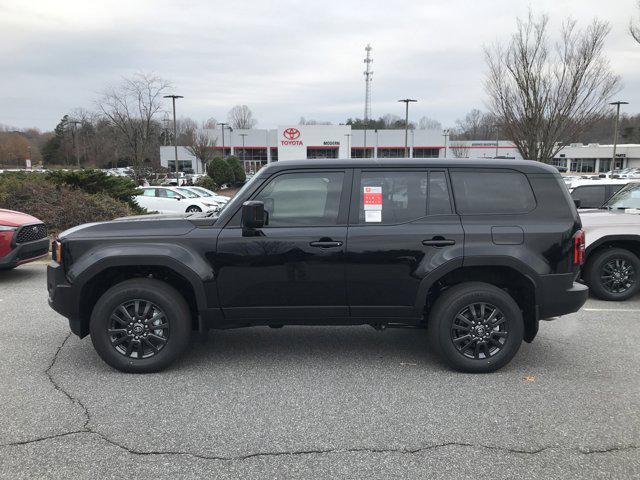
[
  {"x1": 15, "y1": 223, "x2": 47, "y2": 244},
  {"x1": 17, "y1": 246, "x2": 48, "y2": 261}
]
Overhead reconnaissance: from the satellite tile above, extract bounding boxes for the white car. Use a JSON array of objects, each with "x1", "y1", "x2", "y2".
[
  {"x1": 182, "y1": 186, "x2": 230, "y2": 205},
  {"x1": 569, "y1": 178, "x2": 633, "y2": 209},
  {"x1": 135, "y1": 186, "x2": 219, "y2": 214}
]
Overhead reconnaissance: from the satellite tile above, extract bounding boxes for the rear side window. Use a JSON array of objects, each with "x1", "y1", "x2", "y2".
[
  {"x1": 142, "y1": 188, "x2": 156, "y2": 197},
  {"x1": 450, "y1": 170, "x2": 536, "y2": 214},
  {"x1": 358, "y1": 171, "x2": 428, "y2": 224},
  {"x1": 571, "y1": 185, "x2": 606, "y2": 208}
]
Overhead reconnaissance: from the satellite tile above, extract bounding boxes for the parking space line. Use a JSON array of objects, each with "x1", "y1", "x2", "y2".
[{"x1": 584, "y1": 308, "x2": 640, "y2": 312}]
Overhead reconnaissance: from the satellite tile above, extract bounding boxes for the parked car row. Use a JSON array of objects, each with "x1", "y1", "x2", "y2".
[{"x1": 134, "y1": 186, "x2": 229, "y2": 214}]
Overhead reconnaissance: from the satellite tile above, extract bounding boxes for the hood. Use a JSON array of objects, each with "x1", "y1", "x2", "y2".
[
  {"x1": 59, "y1": 214, "x2": 197, "y2": 240},
  {"x1": 0, "y1": 208, "x2": 42, "y2": 227},
  {"x1": 580, "y1": 209, "x2": 640, "y2": 228}
]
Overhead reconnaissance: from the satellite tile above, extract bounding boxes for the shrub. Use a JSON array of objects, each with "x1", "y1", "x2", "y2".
[
  {"x1": 45, "y1": 169, "x2": 143, "y2": 213},
  {"x1": 207, "y1": 157, "x2": 233, "y2": 186},
  {"x1": 225, "y1": 156, "x2": 246, "y2": 185},
  {"x1": 195, "y1": 175, "x2": 219, "y2": 191},
  {"x1": 0, "y1": 174, "x2": 131, "y2": 235}
]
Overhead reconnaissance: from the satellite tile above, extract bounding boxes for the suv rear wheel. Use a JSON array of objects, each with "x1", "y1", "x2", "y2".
[
  {"x1": 89, "y1": 278, "x2": 191, "y2": 373},
  {"x1": 584, "y1": 248, "x2": 640, "y2": 301},
  {"x1": 428, "y1": 282, "x2": 524, "y2": 373}
]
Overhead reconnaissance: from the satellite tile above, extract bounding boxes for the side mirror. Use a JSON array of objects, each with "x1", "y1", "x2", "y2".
[
  {"x1": 573, "y1": 199, "x2": 582, "y2": 209},
  {"x1": 242, "y1": 201, "x2": 265, "y2": 229}
]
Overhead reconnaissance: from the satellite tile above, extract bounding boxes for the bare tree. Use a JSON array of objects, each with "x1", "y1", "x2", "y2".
[
  {"x1": 97, "y1": 73, "x2": 169, "y2": 172},
  {"x1": 631, "y1": 1, "x2": 640, "y2": 44},
  {"x1": 185, "y1": 131, "x2": 217, "y2": 172},
  {"x1": 452, "y1": 109, "x2": 497, "y2": 140},
  {"x1": 227, "y1": 105, "x2": 257, "y2": 129},
  {"x1": 484, "y1": 12, "x2": 620, "y2": 161},
  {"x1": 203, "y1": 117, "x2": 219, "y2": 129},
  {"x1": 418, "y1": 116, "x2": 442, "y2": 130},
  {"x1": 299, "y1": 117, "x2": 332, "y2": 125},
  {"x1": 449, "y1": 141, "x2": 469, "y2": 158}
]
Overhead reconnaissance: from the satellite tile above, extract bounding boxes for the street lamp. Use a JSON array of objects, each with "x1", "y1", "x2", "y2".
[
  {"x1": 344, "y1": 133, "x2": 351, "y2": 158},
  {"x1": 217, "y1": 122, "x2": 229, "y2": 159},
  {"x1": 164, "y1": 94, "x2": 183, "y2": 182},
  {"x1": 610, "y1": 101, "x2": 629, "y2": 170},
  {"x1": 68, "y1": 120, "x2": 81, "y2": 167},
  {"x1": 442, "y1": 129, "x2": 450, "y2": 158},
  {"x1": 363, "y1": 122, "x2": 369, "y2": 157},
  {"x1": 398, "y1": 99, "x2": 417, "y2": 157},
  {"x1": 239, "y1": 133, "x2": 248, "y2": 170},
  {"x1": 494, "y1": 124, "x2": 501, "y2": 158}
]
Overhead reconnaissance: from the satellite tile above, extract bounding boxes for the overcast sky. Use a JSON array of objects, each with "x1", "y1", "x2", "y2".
[{"x1": 1, "y1": 0, "x2": 639, "y2": 131}]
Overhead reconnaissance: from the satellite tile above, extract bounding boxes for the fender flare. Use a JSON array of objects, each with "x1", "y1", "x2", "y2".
[{"x1": 585, "y1": 234, "x2": 640, "y2": 260}]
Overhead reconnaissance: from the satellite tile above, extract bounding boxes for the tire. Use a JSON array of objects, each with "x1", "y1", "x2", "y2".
[
  {"x1": 428, "y1": 282, "x2": 524, "y2": 373},
  {"x1": 186, "y1": 206, "x2": 202, "y2": 213},
  {"x1": 584, "y1": 248, "x2": 640, "y2": 301},
  {"x1": 89, "y1": 278, "x2": 191, "y2": 373}
]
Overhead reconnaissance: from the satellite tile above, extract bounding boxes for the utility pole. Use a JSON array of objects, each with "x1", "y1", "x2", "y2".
[
  {"x1": 610, "y1": 101, "x2": 629, "y2": 171},
  {"x1": 363, "y1": 123, "x2": 368, "y2": 157},
  {"x1": 239, "y1": 133, "x2": 248, "y2": 170},
  {"x1": 344, "y1": 133, "x2": 351, "y2": 158},
  {"x1": 218, "y1": 122, "x2": 228, "y2": 159},
  {"x1": 398, "y1": 99, "x2": 417, "y2": 157},
  {"x1": 363, "y1": 44, "x2": 373, "y2": 123},
  {"x1": 69, "y1": 120, "x2": 81, "y2": 167},
  {"x1": 443, "y1": 129, "x2": 450, "y2": 158},
  {"x1": 164, "y1": 94, "x2": 183, "y2": 183}
]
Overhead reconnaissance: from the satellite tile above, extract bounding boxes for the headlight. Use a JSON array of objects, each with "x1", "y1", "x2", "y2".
[
  {"x1": 0, "y1": 225, "x2": 16, "y2": 231},
  {"x1": 52, "y1": 240, "x2": 63, "y2": 263},
  {"x1": 202, "y1": 202, "x2": 220, "y2": 208}
]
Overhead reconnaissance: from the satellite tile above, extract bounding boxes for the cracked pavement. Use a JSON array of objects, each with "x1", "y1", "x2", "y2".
[{"x1": 0, "y1": 264, "x2": 639, "y2": 479}]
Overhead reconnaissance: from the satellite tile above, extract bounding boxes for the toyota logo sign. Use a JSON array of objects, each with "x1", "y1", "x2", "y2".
[{"x1": 283, "y1": 128, "x2": 300, "y2": 140}]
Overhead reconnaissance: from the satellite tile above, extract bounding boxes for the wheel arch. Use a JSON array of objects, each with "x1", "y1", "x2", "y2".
[{"x1": 584, "y1": 235, "x2": 640, "y2": 264}]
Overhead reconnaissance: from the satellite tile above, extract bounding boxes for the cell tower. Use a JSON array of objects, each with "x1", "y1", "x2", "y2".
[{"x1": 363, "y1": 44, "x2": 373, "y2": 122}]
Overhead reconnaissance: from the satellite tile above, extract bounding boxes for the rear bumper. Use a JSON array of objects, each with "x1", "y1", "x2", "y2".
[
  {"x1": 47, "y1": 262, "x2": 86, "y2": 337},
  {"x1": 538, "y1": 273, "x2": 589, "y2": 319},
  {"x1": 0, "y1": 238, "x2": 50, "y2": 269}
]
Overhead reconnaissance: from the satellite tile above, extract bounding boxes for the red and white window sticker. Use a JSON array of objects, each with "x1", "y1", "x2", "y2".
[{"x1": 364, "y1": 186, "x2": 382, "y2": 222}]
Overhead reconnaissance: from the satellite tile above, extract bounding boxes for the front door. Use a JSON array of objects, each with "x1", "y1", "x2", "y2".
[
  {"x1": 216, "y1": 170, "x2": 352, "y2": 322},
  {"x1": 346, "y1": 169, "x2": 464, "y2": 320}
]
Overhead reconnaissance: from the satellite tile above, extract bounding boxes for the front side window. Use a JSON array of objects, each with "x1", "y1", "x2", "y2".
[
  {"x1": 603, "y1": 183, "x2": 640, "y2": 209},
  {"x1": 450, "y1": 170, "x2": 536, "y2": 215},
  {"x1": 358, "y1": 171, "x2": 428, "y2": 224},
  {"x1": 142, "y1": 188, "x2": 156, "y2": 197},
  {"x1": 159, "y1": 189, "x2": 182, "y2": 199},
  {"x1": 254, "y1": 172, "x2": 344, "y2": 226},
  {"x1": 176, "y1": 188, "x2": 199, "y2": 198}
]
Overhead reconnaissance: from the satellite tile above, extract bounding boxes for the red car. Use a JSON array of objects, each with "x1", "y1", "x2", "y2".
[{"x1": 0, "y1": 209, "x2": 49, "y2": 270}]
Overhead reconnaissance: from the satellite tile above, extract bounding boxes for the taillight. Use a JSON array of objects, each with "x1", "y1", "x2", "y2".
[
  {"x1": 573, "y1": 230, "x2": 585, "y2": 266},
  {"x1": 0, "y1": 226, "x2": 15, "y2": 258}
]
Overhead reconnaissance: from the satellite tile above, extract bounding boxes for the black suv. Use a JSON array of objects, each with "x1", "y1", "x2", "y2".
[{"x1": 48, "y1": 159, "x2": 588, "y2": 373}]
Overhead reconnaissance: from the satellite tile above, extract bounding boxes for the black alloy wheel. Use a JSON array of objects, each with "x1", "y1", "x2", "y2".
[
  {"x1": 600, "y1": 258, "x2": 636, "y2": 295},
  {"x1": 450, "y1": 302, "x2": 508, "y2": 360},
  {"x1": 585, "y1": 248, "x2": 640, "y2": 301},
  {"x1": 108, "y1": 300, "x2": 169, "y2": 359}
]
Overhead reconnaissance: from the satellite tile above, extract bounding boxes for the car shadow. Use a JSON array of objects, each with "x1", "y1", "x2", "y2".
[{"x1": 0, "y1": 266, "x2": 43, "y2": 284}]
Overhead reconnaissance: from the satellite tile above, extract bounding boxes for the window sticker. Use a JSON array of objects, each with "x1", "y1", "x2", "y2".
[
  {"x1": 365, "y1": 210, "x2": 382, "y2": 222},
  {"x1": 363, "y1": 186, "x2": 382, "y2": 211}
]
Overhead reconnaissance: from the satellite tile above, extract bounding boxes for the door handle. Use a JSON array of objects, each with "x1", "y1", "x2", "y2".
[
  {"x1": 309, "y1": 241, "x2": 343, "y2": 248},
  {"x1": 422, "y1": 238, "x2": 456, "y2": 247}
]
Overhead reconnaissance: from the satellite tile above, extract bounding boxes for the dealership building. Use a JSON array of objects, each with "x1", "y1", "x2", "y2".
[{"x1": 159, "y1": 125, "x2": 640, "y2": 174}]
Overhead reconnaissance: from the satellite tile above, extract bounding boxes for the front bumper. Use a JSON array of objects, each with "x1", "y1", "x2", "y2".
[
  {"x1": 0, "y1": 238, "x2": 50, "y2": 269},
  {"x1": 538, "y1": 273, "x2": 589, "y2": 319},
  {"x1": 47, "y1": 262, "x2": 86, "y2": 337}
]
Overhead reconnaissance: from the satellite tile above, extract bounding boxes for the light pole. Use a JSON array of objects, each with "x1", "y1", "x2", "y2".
[
  {"x1": 239, "y1": 133, "x2": 248, "y2": 170},
  {"x1": 494, "y1": 124, "x2": 501, "y2": 158},
  {"x1": 443, "y1": 129, "x2": 450, "y2": 158},
  {"x1": 164, "y1": 94, "x2": 183, "y2": 182},
  {"x1": 398, "y1": 99, "x2": 417, "y2": 157},
  {"x1": 69, "y1": 120, "x2": 81, "y2": 167},
  {"x1": 344, "y1": 133, "x2": 351, "y2": 158},
  {"x1": 217, "y1": 123, "x2": 229, "y2": 159},
  {"x1": 363, "y1": 123, "x2": 369, "y2": 157},
  {"x1": 610, "y1": 101, "x2": 629, "y2": 171}
]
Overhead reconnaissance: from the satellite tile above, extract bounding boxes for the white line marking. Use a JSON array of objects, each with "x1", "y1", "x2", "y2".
[{"x1": 584, "y1": 308, "x2": 640, "y2": 312}]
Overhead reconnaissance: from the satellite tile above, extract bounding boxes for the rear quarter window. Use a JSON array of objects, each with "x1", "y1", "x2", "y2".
[{"x1": 450, "y1": 170, "x2": 536, "y2": 215}]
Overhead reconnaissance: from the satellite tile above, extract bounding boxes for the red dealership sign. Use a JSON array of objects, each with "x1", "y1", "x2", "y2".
[{"x1": 281, "y1": 127, "x2": 303, "y2": 146}]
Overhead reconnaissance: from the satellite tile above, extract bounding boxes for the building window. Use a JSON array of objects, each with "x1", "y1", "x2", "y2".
[
  {"x1": 168, "y1": 160, "x2": 193, "y2": 172},
  {"x1": 570, "y1": 159, "x2": 595, "y2": 173},
  {"x1": 270, "y1": 147, "x2": 278, "y2": 162},
  {"x1": 351, "y1": 147, "x2": 374, "y2": 158},
  {"x1": 211, "y1": 147, "x2": 231, "y2": 157},
  {"x1": 548, "y1": 158, "x2": 566, "y2": 168},
  {"x1": 377, "y1": 148, "x2": 405, "y2": 158},
  {"x1": 235, "y1": 148, "x2": 267, "y2": 162},
  {"x1": 413, "y1": 148, "x2": 441, "y2": 158},
  {"x1": 307, "y1": 147, "x2": 339, "y2": 159},
  {"x1": 599, "y1": 159, "x2": 611, "y2": 173}
]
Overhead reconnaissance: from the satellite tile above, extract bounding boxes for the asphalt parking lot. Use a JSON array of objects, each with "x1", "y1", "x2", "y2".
[{"x1": 0, "y1": 264, "x2": 638, "y2": 479}]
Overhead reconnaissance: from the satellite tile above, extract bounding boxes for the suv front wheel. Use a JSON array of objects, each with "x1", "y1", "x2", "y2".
[
  {"x1": 89, "y1": 278, "x2": 191, "y2": 373},
  {"x1": 428, "y1": 282, "x2": 524, "y2": 373}
]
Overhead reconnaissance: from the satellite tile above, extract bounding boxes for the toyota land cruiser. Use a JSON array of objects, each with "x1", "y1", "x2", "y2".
[{"x1": 47, "y1": 159, "x2": 588, "y2": 373}]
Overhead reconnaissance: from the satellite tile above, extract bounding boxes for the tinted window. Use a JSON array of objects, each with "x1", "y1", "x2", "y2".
[
  {"x1": 450, "y1": 170, "x2": 536, "y2": 214},
  {"x1": 429, "y1": 172, "x2": 452, "y2": 215},
  {"x1": 359, "y1": 171, "x2": 428, "y2": 224},
  {"x1": 159, "y1": 189, "x2": 182, "y2": 199},
  {"x1": 254, "y1": 172, "x2": 344, "y2": 226},
  {"x1": 571, "y1": 185, "x2": 606, "y2": 208}
]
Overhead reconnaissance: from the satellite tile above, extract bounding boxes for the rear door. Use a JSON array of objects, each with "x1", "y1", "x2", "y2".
[{"x1": 346, "y1": 169, "x2": 464, "y2": 320}]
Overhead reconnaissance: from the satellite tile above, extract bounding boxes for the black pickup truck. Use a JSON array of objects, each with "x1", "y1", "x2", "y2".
[{"x1": 48, "y1": 159, "x2": 588, "y2": 373}]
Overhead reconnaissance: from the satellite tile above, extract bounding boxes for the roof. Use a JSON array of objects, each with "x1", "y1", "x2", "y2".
[{"x1": 265, "y1": 158, "x2": 559, "y2": 174}]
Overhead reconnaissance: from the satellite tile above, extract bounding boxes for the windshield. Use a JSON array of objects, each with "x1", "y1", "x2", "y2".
[
  {"x1": 176, "y1": 188, "x2": 199, "y2": 198},
  {"x1": 603, "y1": 182, "x2": 640, "y2": 209},
  {"x1": 190, "y1": 187, "x2": 212, "y2": 197}
]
